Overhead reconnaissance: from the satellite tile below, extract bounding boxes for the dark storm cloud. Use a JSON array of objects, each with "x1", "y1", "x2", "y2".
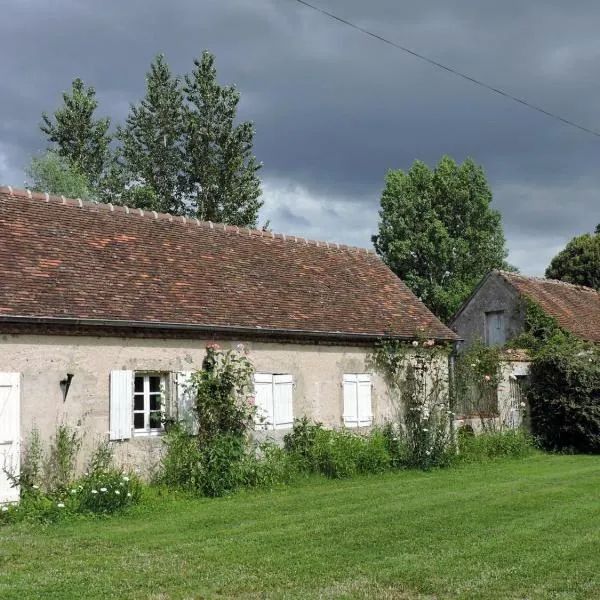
[{"x1": 1, "y1": 0, "x2": 600, "y2": 275}]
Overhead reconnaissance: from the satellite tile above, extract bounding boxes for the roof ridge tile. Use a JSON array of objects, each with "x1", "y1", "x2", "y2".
[{"x1": 0, "y1": 186, "x2": 378, "y2": 255}]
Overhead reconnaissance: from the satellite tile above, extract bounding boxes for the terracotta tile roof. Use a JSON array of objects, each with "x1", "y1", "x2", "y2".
[
  {"x1": 498, "y1": 270, "x2": 600, "y2": 342},
  {"x1": 0, "y1": 187, "x2": 456, "y2": 341}
]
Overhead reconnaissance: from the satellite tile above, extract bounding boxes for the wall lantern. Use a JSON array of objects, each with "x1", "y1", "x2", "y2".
[{"x1": 60, "y1": 373, "x2": 74, "y2": 402}]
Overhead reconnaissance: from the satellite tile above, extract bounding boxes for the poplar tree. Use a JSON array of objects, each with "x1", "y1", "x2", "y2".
[
  {"x1": 373, "y1": 156, "x2": 510, "y2": 322},
  {"x1": 40, "y1": 78, "x2": 111, "y2": 187}
]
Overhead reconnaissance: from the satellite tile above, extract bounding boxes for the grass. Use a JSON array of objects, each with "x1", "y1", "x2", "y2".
[{"x1": 1, "y1": 454, "x2": 600, "y2": 599}]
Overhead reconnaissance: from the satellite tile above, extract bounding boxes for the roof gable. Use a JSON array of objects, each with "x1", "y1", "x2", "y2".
[
  {"x1": 0, "y1": 187, "x2": 456, "y2": 341},
  {"x1": 499, "y1": 271, "x2": 600, "y2": 342}
]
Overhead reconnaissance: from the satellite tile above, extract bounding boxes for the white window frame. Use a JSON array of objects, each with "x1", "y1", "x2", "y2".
[
  {"x1": 343, "y1": 373, "x2": 373, "y2": 428},
  {"x1": 253, "y1": 373, "x2": 294, "y2": 430},
  {"x1": 133, "y1": 372, "x2": 167, "y2": 436}
]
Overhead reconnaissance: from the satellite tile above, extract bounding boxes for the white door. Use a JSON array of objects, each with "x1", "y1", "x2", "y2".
[{"x1": 0, "y1": 373, "x2": 20, "y2": 504}]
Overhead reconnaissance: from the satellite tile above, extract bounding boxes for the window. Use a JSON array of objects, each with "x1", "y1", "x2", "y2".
[
  {"x1": 343, "y1": 374, "x2": 372, "y2": 427},
  {"x1": 485, "y1": 310, "x2": 506, "y2": 346},
  {"x1": 253, "y1": 373, "x2": 294, "y2": 430},
  {"x1": 109, "y1": 370, "x2": 171, "y2": 440},
  {"x1": 133, "y1": 374, "x2": 166, "y2": 434}
]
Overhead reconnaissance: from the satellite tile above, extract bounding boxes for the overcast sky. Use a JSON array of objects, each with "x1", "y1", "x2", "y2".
[{"x1": 2, "y1": 0, "x2": 600, "y2": 275}]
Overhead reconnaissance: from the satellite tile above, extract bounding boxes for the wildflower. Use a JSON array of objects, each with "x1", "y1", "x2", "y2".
[
  {"x1": 70, "y1": 489, "x2": 77, "y2": 494},
  {"x1": 470, "y1": 363, "x2": 477, "y2": 368},
  {"x1": 412, "y1": 340, "x2": 419, "y2": 347},
  {"x1": 122, "y1": 476, "x2": 130, "y2": 482},
  {"x1": 520, "y1": 402, "x2": 526, "y2": 408},
  {"x1": 127, "y1": 492, "x2": 132, "y2": 498},
  {"x1": 425, "y1": 339, "x2": 435, "y2": 347},
  {"x1": 91, "y1": 489, "x2": 98, "y2": 494},
  {"x1": 206, "y1": 342, "x2": 221, "y2": 351},
  {"x1": 115, "y1": 490, "x2": 120, "y2": 495},
  {"x1": 246, "y1": 396, "x2": 256, "y2": 406},
  {"x1": 483, "y1": 375, "x2": 491, "y2": 382},
  {"x1": 100, "y1": 487, "x2": 107, "y2": 493},
  {"x1": 1, "y1": 506, "x2": 8, "y2": 512},
  {"x1": 422, "y1": 428, "x2": 428, "y2": 432},
  {"x1": 57, "y1": 503, "x2": 65, "y2": 508},
  {"x1": 425, "y1": 450, "x2": 431, "y2": 456},
  {"x1": 32, "y1": 484, "x2": 39, "y2": 490}
]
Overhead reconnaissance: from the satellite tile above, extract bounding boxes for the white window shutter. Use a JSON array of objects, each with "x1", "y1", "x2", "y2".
[
  {"x1": 357, "y1": 374, "x2": 373, "y2": 427},
  {"x1": 343, "y1": 374, "x2": 358, "y2": 427},
  {"x1": 177, "y1": 371, "x2": 197, "y2": 434},
  {"x1": 110, "y1": 370, "x2": 133, "y2": 440},
  {"x1": 0, "y1": 373, "x2": 21, "y2": 504},
  {"x1": 254, "y1": 373, "x2": 274, "y2": 429},
  {"x1": 273, "y1": 374, "x2": 294, "y2": 429}
]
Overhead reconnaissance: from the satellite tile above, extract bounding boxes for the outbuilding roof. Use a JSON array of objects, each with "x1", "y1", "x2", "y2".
[{"x1": 497, "y1": 270, "x2": 600, "y2": 342}]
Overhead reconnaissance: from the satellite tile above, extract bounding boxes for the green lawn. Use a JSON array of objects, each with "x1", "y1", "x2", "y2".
[{"x1": 1, "y1": 455, "x2": 600, "y2": 599}]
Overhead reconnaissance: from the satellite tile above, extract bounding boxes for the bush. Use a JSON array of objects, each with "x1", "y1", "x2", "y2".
[
  {"x1": 1, "y1": 431, "x2": 141, "y2": 525},
  {"x1": 158, "y1": 424, "x2": 203, "y2": 492},
  {"x1": 283, "y1": 419, "x2": 392, "y2": 479},
  {"x1": 198, "y1": 434, "x2": 246, "y2": 497},
  {"x1": 528, "y1": 337, "x2": 600, "y2": 453},
  {"x1": 356, "y1": 429, "x2": 392, "y2": 474},
  {"x1": 456, "y1": 428, "x2": 534, "y2": 462}
]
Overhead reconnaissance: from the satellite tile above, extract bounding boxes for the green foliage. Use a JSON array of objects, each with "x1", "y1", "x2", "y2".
[
  {"x1": 40, "y1": 78, "x2": 112, "y2": 187},
  {"x1": 2, "y1": 430, "x2": 141, "y2": 524},
  {"x1": 17, "y1": 426, "x2": 44, "y2": 491},
  {"x1": 195, "y1": 434, "x2": 246, "y2": 498},
  {"x1": 373, "y1": 155, "x2": 510, "y2": 321},
  {"x1": 191, "y1": 343, "x2": 256, "y2": 448},
  {"x1": 528, "y1": 337, "x2": 600, "y2": 453},
  {"x1": 507, "y1": 298, "x2": 566, "y2": 352},
  {"x1": 158, "y1": 423, "x2": 203, "y2": 492},
  {"x1": 283, "y1": 416, "x2": 324, "y2": 470},
  {"x1": 283, "y1": 420, "x2": 393, "y2": 478},
  {"x1": 42, "y1": 423, "x2": 82, "y2": 496},
  {"x1": 182, "y1": 51, "x2": 263, "y2": 226},
  {"x1": 26, "y1": 150, "x2": 93, "y2": 198},
  {"x1": 159, "y1": 343, "x2": 258, "y2": 497},
  {"x1": 545, "y1": 227, "x2": 600, "y2": 290},
  {"x1": 372, "y1": 339, "x2": 455, "y2": 469},
  {"x1": 115, "y1": 54, "x2": 186, "y2": 214},
  {"x1": 36, "y1": 53, "x2": 263, "y2": 226},
  {"x1": 454, "y1": 340, "x2": 502, "y2": 417},
  {"x1": 456, "y1": 428, "x2": 534, "y2": 462}
]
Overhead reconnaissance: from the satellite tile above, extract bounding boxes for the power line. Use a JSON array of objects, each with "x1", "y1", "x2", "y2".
[{"x1": 293, "y1": 0, "x2": 600, "y2": 138}]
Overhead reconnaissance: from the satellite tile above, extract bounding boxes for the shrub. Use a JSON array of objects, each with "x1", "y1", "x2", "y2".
[
  {"x1": 456, "y1": 428, "x2": 534, "y2": 462},
  {"x1": 158, "y1": 424, "x2": 203, "y2": 492},
  {"x1": 2, "y1": 435, "x2": 141, "y2": 525},
  {"x1": 528, "y1": 337, "x2": 600, "y2": 453},
  {"x1": 371, "y1": 338, "x2": 455, "y2": 469},
  {"x1": 380, "y1": 421, "x2": 407, "y2": 469},
  {"x1": 74, "y1": 440, "x2": 142, "y2": 514},
  {"x1": 283, "y1": 421, "x2": 392, "y2": 479},
  {"x1": 283, "y1": 417, "x2": 324, "y2": 471},
  {"x1": 356, "y1": 429, "x2": 392, "y2": 474},
  {"x1": 160, "y1": 343, "x2": 259, "y2": 497},
  {"x1": 241, "y1": 443, "x2": 300, "y2": 489},
  {"x1": 198, "y1": 433, "x2": 246, "y2": 497}
]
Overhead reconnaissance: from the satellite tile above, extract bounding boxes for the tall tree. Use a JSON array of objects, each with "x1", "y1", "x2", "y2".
[
  {"x1": 545, "y1": 227, "x2": 600, "y2": 290},
  {"x1": 182, "y1": 51, "x2": 262, "y2": 226},
  {"x1": 40, "y1": 78, "x2": 111, "y2": 187},
  {"x1": 373, "y1": 156, "x2": 509, "y2": 322},
  {"x1": 116, "y1": 54, "x2": 186, "y2": 213}
]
